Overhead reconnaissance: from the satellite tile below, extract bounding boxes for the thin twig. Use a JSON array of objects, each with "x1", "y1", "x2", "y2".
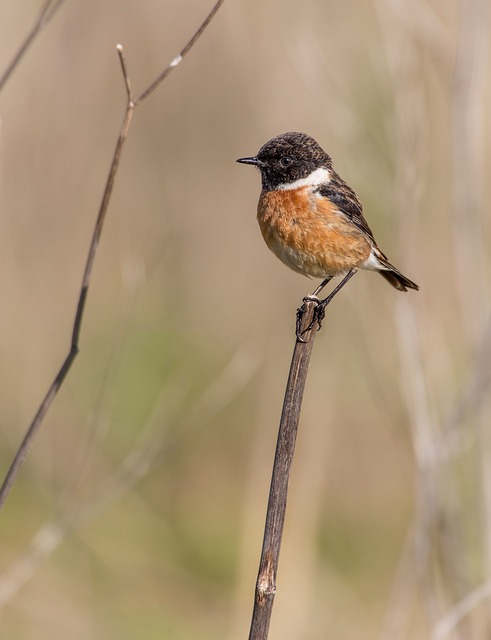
[
  {"x1": 0, "y1": 0, "x2": 226, "y2": 511},
  {"x1": 117, "y1": 44, "x2": 134, "y2": 104},
  {"x1": 248, "y1": 301, "x2": 319, "y2": 640},
  {"x1": 0, "y1": 92, "x2": 134, "y2": 512},
  {"x1": 135, "y1": 0, "x2": 226, "y2": 106},
  {"x1": 0, "y1": 0, "x2": 67, "y2": 93}
]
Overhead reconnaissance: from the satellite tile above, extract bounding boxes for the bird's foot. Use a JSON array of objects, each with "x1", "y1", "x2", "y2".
[{"x1": 296, "y1": 295, "x2": 321, "y2": 342}]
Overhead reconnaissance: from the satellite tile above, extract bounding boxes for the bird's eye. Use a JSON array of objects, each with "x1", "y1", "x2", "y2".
[{"x1": 279, "y1": 156, "x2": 293, "y2": 168}]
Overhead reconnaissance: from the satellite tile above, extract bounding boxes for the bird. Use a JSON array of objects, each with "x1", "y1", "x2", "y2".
[{"x1": 236, "y1": 131, "x2": 418, "y2": 338}]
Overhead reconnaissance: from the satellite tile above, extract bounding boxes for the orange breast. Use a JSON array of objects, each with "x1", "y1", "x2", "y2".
[{"x1": 257, "y1": 189, "x2": 371, "y2": 278}]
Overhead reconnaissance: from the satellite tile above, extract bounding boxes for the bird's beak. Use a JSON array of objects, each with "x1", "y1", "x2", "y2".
[{"x1": 236, "y1": 156, "x2": 264, "y2": 167}]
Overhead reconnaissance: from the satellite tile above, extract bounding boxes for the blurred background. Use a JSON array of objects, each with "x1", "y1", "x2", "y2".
[{"x1": 1, "y1": 0, "x2": 490, "y2": 638}]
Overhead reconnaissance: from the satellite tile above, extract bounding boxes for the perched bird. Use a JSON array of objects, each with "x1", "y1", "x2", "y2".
[{"x1": 237, "y1": 132, "x2": 418, "y2": 336}]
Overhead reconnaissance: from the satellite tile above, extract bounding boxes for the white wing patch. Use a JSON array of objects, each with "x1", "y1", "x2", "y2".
[{"x1": 361, "y1": 248, "x2": 386, "y2": 271}]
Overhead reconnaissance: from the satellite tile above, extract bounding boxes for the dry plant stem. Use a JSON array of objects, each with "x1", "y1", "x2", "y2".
[
  {"x1": 0, "y1": 95, "x2": 134, "y2": 512},
  {"x1": 248, "y1": 301, "x2": 319, "y2": 640},
  {"x1": 0, "y1": 0, "x2": 67, "y2": 92},
  {"x1": 135, "y1": 0, "x2": 226, "y2": 105},
  {"x1": 0, "y1": 0, "x2": 226, "y2": 512}
]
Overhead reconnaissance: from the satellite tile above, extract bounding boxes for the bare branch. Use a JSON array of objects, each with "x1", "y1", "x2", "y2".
[
  {"x1": 135, "y1": 0, "x2": 226, "y2": 105},
  {"x1": 0, "y1": 0, "x2": 226, "y2": 511},
  {"x1": 0, "y1": 0, "x2": 67, "y2": 93},
  {"x1": 248, "y1": 301, "x2": 319, "y2": 640},
  {"x1": 117, "y1": 44, "x2": 134, "y2": 104}
]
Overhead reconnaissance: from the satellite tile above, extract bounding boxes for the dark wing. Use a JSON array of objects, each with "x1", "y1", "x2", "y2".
[{"x1": 317, "y1": 173, "x2": 376, "y2": 243}]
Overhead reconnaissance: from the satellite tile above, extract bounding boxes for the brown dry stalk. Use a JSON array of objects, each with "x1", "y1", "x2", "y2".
[
  {"x1": 0, "y1": 0, "x2": 67, "y2": 93},
  {"x1": 0, "y1": 0, "x2": 226, "y2": 511},
  {"x1": 248, "y1": 300, "x2": 320, "y2": 640}
]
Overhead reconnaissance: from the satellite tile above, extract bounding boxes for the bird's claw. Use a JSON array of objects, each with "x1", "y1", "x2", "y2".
[
  {"x1": 296, "y1": 296, "x2": 322, "y2": 342},
  {"x1": 315, "y1": 302, "x2": 326, "y2": 328}
]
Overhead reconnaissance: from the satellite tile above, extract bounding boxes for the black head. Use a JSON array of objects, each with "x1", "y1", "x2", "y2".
[{"x1": 236, "y1": 132, "x2": 332, "y2": 191}]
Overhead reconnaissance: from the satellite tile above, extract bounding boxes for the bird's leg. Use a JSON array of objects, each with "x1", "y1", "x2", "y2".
[
  {"x1": 309, "y1": 277, "x2": 333, "y2": 300},
  {"x1": 296, "y1": 277, "x2": 333, "y2": 341},
  {"x1": 296, "y1": 270, "x2": 357, "y2": 341},
  {"x1": 314, "y1": 269, "x2": 357, "y2": 327}
]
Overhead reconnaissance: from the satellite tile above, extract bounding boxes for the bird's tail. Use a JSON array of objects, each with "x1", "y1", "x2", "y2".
[{"x1": 375, "y1": 251, "x2": 419, "y2": 292}]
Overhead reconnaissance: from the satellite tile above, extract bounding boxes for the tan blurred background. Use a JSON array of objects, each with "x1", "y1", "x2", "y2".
[{"x1": 1, "y1": 0, "x2": 490, "y2": 638}]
